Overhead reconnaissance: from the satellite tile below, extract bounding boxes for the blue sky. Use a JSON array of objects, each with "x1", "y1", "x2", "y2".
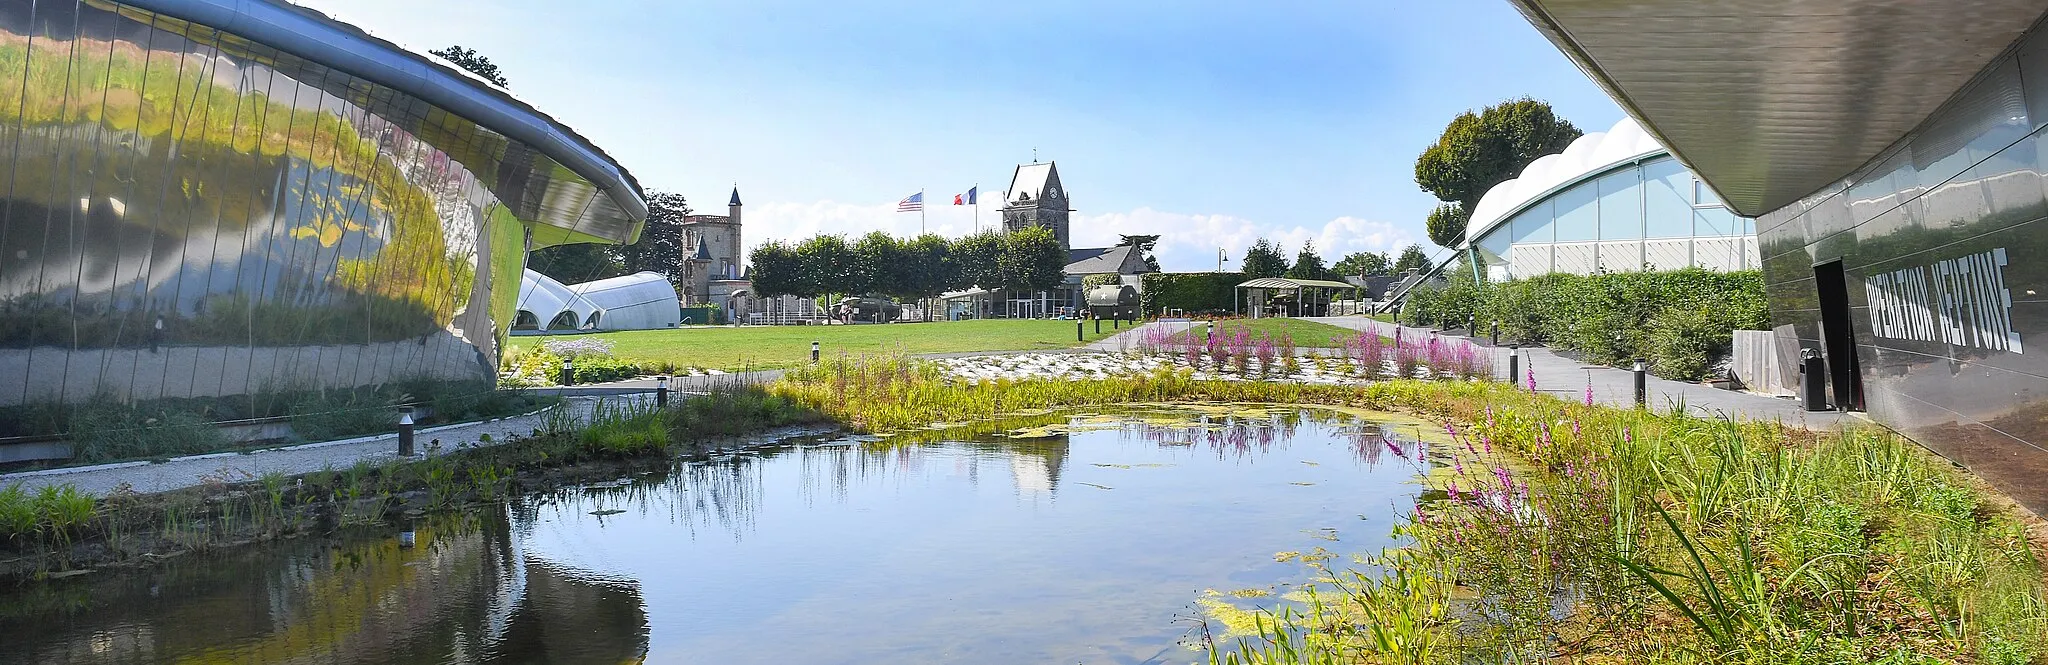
[{"x1": 304, "y1": 0, "x2": 1623, "y2": 271}]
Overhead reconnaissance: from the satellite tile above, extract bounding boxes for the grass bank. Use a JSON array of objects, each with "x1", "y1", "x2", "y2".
[{"x1": 564, "y1": 319, "x2": 1121, "y2": 372}]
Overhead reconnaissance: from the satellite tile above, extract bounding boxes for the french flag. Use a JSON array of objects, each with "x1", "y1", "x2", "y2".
[{"x1": 953, "y1": 186, "x2": 977, "y2": 205}]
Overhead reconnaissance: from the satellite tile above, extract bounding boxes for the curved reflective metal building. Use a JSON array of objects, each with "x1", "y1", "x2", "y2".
[
  {"x1": 0, "y1": 0, "x2": 646, "y2": 408},
  {"x1": 1510, "y1": 0, "x2": 2048, "y2": 513}
]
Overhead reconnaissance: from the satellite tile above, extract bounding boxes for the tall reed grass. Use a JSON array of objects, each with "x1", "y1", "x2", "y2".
[{"x1": 1205, "y1": 384, "x2": 2047, "y2": 664}]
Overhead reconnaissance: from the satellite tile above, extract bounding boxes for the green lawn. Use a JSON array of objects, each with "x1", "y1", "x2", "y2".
[
  {"x1": 567, "y1": 319, "x2": 1122, "y2": 370},
  {"x1": 1168, "y1": 318, "x2": 1361, "y2": 348}
]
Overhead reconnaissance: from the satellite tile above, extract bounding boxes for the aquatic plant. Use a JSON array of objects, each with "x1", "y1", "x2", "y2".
[
  {"x1": 1230, "y1": 328, "x2": 1253, "y2": 375},
  {"x1": 1393, "y1": 339, "x2": 1425, "y2": 379},
  {"x1": 1356, "y1": 329, "x2": 1386, "y2": 380},
  {"x1": 1207, "y1": 326, "x2": 1228, "y2": 372},
  {"x1": 1253, "y1": 333, "x2": 1277, "y2": 378},
  {"x1": 1208, "y1": 384, "x2": 2048, "y2": 663}
]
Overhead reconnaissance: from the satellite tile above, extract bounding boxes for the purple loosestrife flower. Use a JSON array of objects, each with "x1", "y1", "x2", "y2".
[
  {"x1": 1526, "y1": 366, "x2": 1537, "y2": 392},
  {"x1": 1480, "y1": 434, "x2": 1492, "y2": 455},
  {"x1": 1386, "y1": 439, "x2": 1407, "y2": 460},
  {"x1": 1584, "y1": 373, "x2": 1594, "y2": 406}
]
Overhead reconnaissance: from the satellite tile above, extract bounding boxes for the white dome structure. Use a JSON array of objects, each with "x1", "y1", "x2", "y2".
[
  {"x1": 1459, "y1": 117, "x2": 1758, "y2": 280},
  {"x1": 570, "y1": 272, "x2": 682, "y2": 330},
  {"x1": 515, "y1": 269, "x2": 604, "y2": 332}
]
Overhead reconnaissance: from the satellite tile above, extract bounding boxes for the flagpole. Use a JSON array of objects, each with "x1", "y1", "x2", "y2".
[
  {"x1": 973, "y1": 183, "x2": 979, "y2": 233},
  {"x1": 920, "y1": 189, "x2": 926, "y2": 234}
]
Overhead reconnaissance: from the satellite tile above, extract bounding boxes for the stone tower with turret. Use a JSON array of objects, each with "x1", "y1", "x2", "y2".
[
  {"x1": 679, "y1": 186, "x2": 745, "y2": 304},
  {"x1": 1000, "y1": 161, "x2": 1071, "y2": 250}
]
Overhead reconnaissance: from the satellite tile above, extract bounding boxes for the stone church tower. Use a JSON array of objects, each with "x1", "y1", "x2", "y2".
[{"x1": 1000, "y1": 161, "x2": 1071, "y2": 250}]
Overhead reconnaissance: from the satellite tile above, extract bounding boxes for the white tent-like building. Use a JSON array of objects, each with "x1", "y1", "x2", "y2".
[
  {"x1": 513, "y1": 270, "x2": 680, "y2": 333},
  {"x1": 570, "y1": 272, "x2": 682, "y2": 330}
]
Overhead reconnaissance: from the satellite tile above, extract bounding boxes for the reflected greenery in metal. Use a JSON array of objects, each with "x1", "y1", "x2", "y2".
[{"x1": 0, "y1": 1, "x2": 645, "y2": 409}]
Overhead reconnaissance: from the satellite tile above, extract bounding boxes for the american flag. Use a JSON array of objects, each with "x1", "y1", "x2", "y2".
[{"x1": 897, "y1": 192, "x2": 923, "y2": 212}]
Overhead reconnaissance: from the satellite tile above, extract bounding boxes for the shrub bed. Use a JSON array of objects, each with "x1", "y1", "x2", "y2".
[{"x1": 1400, "y1": 268, "x2": 1767, "y2": 381}]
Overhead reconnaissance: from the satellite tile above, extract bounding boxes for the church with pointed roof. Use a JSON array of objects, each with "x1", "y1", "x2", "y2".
[{"x1": 1001, "y1": 161, "x2": 1072, "y2": 250}]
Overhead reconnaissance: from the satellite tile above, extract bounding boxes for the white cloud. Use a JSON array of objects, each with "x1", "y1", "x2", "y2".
[{"x1": 740, "y1": 201, "x2": 1417, "y2": 273}]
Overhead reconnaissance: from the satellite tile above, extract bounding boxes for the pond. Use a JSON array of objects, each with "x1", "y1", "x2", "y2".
[{"x1": 0, "y1": 405, "x2": 1445, "y2": 665}]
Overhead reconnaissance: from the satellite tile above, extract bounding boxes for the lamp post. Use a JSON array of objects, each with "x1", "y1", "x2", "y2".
[
  {"x1": 656, "y1": 375, "x2": 669, "y2": 407},
  {"x1": 1632, "y1": 358, "x2": 1648, "y2": 407},
  {"x1": 397, "y1": 406, "x2": 416, "y2": 457}
]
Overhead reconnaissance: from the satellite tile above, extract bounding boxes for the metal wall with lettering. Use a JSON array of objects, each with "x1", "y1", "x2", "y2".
[
  {"x1": 0, "y1": 1, "x2": 643, "y2": 410},
  {"x1": 1759, "y1": 19, "x2": 2048, "y2": 512}
]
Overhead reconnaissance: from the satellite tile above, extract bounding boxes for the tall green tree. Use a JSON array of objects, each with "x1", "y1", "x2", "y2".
[
  {"x1": 748, "y1": 241, "x2": 803, "y2": 298},
  {"x1": 1286, "y1": 240, "x2": 1330, "y2": 280},
  {"x1": 1393, "y1": 243, "x2": 1435, "y2": 274},
  {"x1": 852, "y1": 231, "x2": 906, "y2": 297},
  {"x1": 527, "y1": 243, "x2": 622, "y2": 284},
  {"x1": 1425, "y1": 203, "x2": 1466, "y2": 250},
  {"x1": 900, "y1": 233, "x2": 958, "y2": 301},
  {"x1": 1241, "y1": 238, "x2": 1289, "y2": 279},
  {"x1": 1000, "y1": 226, "x2": 1068, "y2": 292},
  {"x1": 794, "y1": 235, "x2": 860, "y2": 298},
  {"x1": 1414, "y1": 97, "x2": 1580, "y2": 248},
  {"x1": 952, "y1": 231, "x2": 1006, "y2": 291},
  {"x1": 1333, "y1": 251, "x2": 1391, "y2": 278},
  {"x1": 620, "y1": 191, "x2": 691, "y2": 289},
  {"x1": 429, "y1": 45, "x2": 509, "y2": 87}
]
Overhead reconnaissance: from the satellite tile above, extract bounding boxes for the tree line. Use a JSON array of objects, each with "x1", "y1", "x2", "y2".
[
  {"x1": 1237, "y1": 239, "x2": 1436, "y2": 281},
  {"x1": 749, "y1": 226, "x2": 1068, "y2": 300}
]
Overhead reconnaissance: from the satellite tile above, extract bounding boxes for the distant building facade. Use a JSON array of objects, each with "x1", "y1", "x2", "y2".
[{"x1": 680, "y1": 188, "x2": 745, "y2": 307}]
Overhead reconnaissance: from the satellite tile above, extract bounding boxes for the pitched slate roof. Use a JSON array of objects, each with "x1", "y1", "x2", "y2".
[
  {"x1": 729, "y1": 187, "x2": 742, "y2": 206},
  {"x1": 1064, "y1": 245, "x2": 1140, "y2": 275},
  {"x1": 1007, "y1": 162, "x2": 1058, "y2": 203}
]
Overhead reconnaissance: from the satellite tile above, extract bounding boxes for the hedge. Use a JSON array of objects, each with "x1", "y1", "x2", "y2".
[
  {"x1": 1139, "y1": 272, "x2": 1244, "y2": 317},
  {"x1": 1400, "y1": 268, "x2": 1767, "y2": 381}
]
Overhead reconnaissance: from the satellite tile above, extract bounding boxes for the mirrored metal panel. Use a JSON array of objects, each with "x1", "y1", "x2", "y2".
[{"x1": 0, "y1": 1, "x2": 644, "y2": 426}]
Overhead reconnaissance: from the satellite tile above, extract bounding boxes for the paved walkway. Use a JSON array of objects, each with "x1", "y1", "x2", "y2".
[
  {"x1": 0, "y1": 395, "x2": 659, "y2": 496},
  {"x1": 1303, "y1": 317, "x2": 1853, "y2": 429}
]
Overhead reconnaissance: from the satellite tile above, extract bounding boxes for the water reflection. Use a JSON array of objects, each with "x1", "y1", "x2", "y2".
[
  {"x1": 0, "y1": 512, "x2": 649, "y2": 664},
  {"x1": 0, "y1": 408, "x2": 1441, "y2": 664}
]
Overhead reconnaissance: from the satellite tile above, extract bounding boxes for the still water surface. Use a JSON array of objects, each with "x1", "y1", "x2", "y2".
[{"x1": 0, "y1": 406, "x2": 1440, "y2": 664}]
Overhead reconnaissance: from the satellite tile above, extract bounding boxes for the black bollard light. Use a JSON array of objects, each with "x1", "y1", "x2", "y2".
[
  {"x1": 1490, "y1": 321, "x2": 1500, "y2": 346},
  {"x1": 1095, "y1": 318, "x2": 1101, "y2": 335},
  {"x1": 656, "y1": 375, "x2": 670, "y2": 407},
  {"x1": 1632, "y1": 358, "x2": 1648, "y2": 408},
  {"x1": 1800, "y1": 349, "x2": 1828, "y2": 412},
  {"x1": 150, "y1": 314, "x2": 164, "y2": 353},
  {"x1": 1506, "y1": 345, "x2": 1519, "y2": 385},
  {"x1": 398, "y1": 516, "x2": 416, "y2": 549},
  {"x1": 560, "y1": 360, "x2": 575, "y2": 386},
  {"x1": 397, "y1": 406, "x2": 416, "y2": 457},
  {"x1": 1077, "y1": 320, "x2": 1084, "y2": 342},
  {"x1": 811, "y1": 341, "x2": 820, "y2": 364}
]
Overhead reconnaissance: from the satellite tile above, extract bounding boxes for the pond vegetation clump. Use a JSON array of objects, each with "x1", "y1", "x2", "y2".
[{"x1": 1202, "y1": 385, "x2": 2048, "y2": 664}]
